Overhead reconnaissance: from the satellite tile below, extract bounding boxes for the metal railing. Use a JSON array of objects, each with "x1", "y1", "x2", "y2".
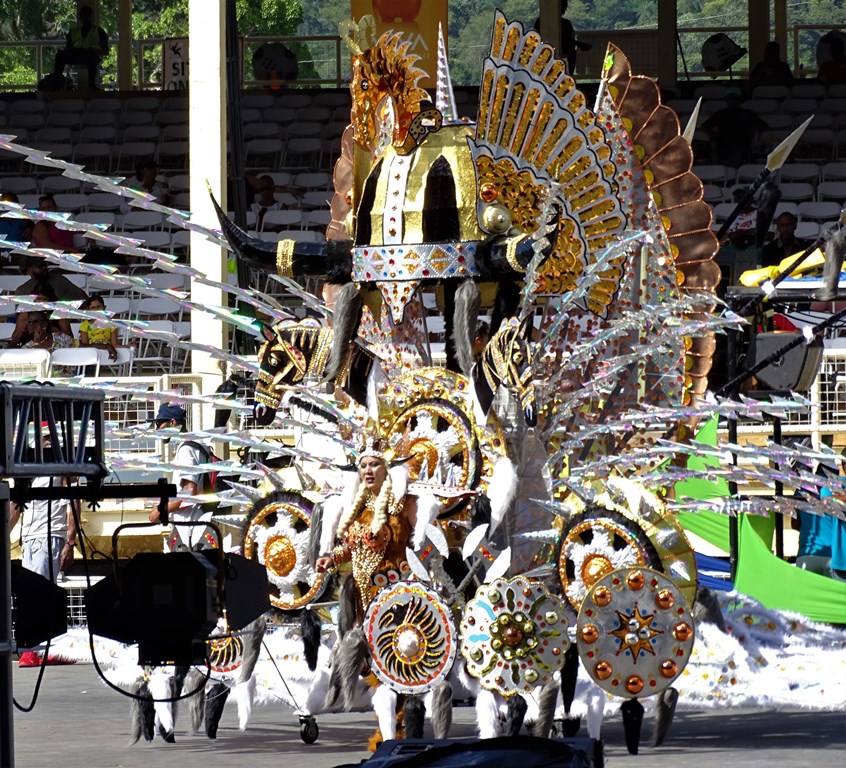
[
  {"x1": 0, "y1": 24, "x2": 843, "y2": 91},
  {"x1": 0, "y1": 34, "x2": 347, "y2": 92}
]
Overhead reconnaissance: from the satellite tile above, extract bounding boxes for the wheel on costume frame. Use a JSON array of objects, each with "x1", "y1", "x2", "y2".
[
  {"x1": 385, "y1": 396, "x2": 482, "y2": 516},
  {"x1": 299, "y1": 715, "x2": 319, "y2": 744},
  {"x1": 559, "y1": 508, "x2": 662, "y2": 611},
  {"x1": 243, "y1": 490, "x2": 326, "y2": 611}
]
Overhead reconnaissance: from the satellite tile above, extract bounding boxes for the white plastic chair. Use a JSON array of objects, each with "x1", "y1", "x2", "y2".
[
  {"x1": 88, "y1": 192, "x2": 125, "y2": 212},
  {"x1": 817, "y1": 181, "x2": 846, "y2": 203},
  {"x1": 49, "y1": 347, "x2": 101, "y2": 377},
  {"x1": 0, "y1": 348, "x2": 50, "y2": 379},
  {"x1": 131, "y1": 319, "x2": 177, "y2": 374},
  {"x1": 121, "y1": 211, "x2": 165, "y2": 231},
  {"x1": 797, "y1": 201, "x2": 842, "y2": 222},
  {"x1": 96, "y1": 345, "x2": 133, "y2": 376},
  {"x1": 260, "y1": 209, "x2": 304, "y2": 231},
  {"x1": 778, "y1": 182, "x2": 815, "y2": 202},
  {"x1": 779, "y1": 163, "x2": 820, "y2": 185}
]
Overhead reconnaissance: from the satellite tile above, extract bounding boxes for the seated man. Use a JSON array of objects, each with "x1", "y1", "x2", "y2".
[
  {"x1": 760, "y1": 212, "x2": 809, "y2": 269},
  {"x1": 53, "y1": 4, "x2": 109, "y2": 90}
]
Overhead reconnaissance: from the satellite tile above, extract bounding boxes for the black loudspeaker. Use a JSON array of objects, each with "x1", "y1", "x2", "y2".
[
  {"x1": 749, "y1": 332, "x2": 823, "y2": 392},
  {"x1": 358, "y1": 736, "x2": 602, "y2": 768},
  {"x1": 11, "y1": 563, "x2": 67, "y2": 648}
]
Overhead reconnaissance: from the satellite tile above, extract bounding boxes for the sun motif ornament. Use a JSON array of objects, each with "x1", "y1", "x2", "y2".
[
  {"x1": 363, "y1": 581, "x2": 457, "y2": 695},
  {"x1": 243, "y1": 491, "x2": 326, "y2": 611},
  {"x1": 576, "y1": 567, "x2": 694, "y2": 698},
  {"x1": 460, "y1": 576, "x2": 571, "y2": 696}
]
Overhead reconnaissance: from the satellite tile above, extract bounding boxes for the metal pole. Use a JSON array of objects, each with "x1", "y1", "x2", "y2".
[
  {"x1": 0, "y1": 482, "x2": 15, "y2": 768},
  {"x1": 725, "y1": 320, "x2": 740, "y2": 582}
]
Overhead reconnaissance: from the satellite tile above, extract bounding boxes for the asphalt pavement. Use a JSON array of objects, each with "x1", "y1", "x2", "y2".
[{"x1": 8, "y1": 664, "x2": 846, "y2": 768}]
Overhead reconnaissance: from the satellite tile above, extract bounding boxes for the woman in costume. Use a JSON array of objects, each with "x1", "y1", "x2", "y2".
[{"x1": 316, "y1": 442, "x2": 416, "y2": 621}]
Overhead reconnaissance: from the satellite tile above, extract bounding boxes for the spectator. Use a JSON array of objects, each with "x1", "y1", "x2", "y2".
[
  {"x1": 721, "y1": 188, "x2": 758, "y2": 249},
  {"x1": 52, "y1": 4, "x2": 109, "y2": 91},
  {"x1": 0, "y1": 192, "x2": 33, "y2": 255},
  {"x1": 32, "y1": 194, "x2": 78, "y2": 252},
  {"x1": 795, "y1": 464, "x2": 833, "y2": 576},
  {"x1": 251, "y1": 174, "x2": 282, "y2": 231},
  {"x1": 10, "y1": 433, "x2": 79, "y2": 667},
  {"x1": 702, "y1": 89, "x2": 766, "y2": 167},
  {"x1": 21, "y1": 310, "x2": 74, "y2": 353},
  {"x1": 78, "y1": 294, "x2": 121, "y2": 361},
  {"x1": 533, "y1": 0, "x2": 591, "y2": 75},
  {"x1": 128, "y1": 160, "x2": 170, "y2": 206},
  {"x1": 15, "y1": 255, "x2": 87, "y2": 301},
  {"x1": 760, "y1": 212, "x2": 810, "y2": 268},
  {"x1": 824, "y1": 458, "x2": 846, "y2": 582},
  {"x1": 147, "y1": 404, "x2": 216, "y2": 552},
  {"x1": 10, "y1": 282, "x2": 76, "y2": 347},
  {"x1": 749, "y1": 41, "x2": 793, "y2": 87},
  {"x1": 819, "y1": 36, "x2": 846, "y2": 85}
]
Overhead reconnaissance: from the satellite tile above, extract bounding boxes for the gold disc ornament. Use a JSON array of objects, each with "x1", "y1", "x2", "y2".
[
  {"x1": 243, "y1": 491, "x2": 326, "y2": 611},
  {"x1": 460, "y1": 576, "x2": 572, "y2": 696},
  {"x1": 576, "y1": 567, "x2": 694, "y2": 699},
  {"x1": 363, "y1": 581, "x2": 457, "y2": 695}
]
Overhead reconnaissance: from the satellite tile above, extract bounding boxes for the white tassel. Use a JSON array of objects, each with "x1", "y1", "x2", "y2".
[
  {"x1": 476, "y1": 688, "x2": 501, "y2": 739},
  {"x1": 586, "y1": 685, "x2": 605, "y2": 739},
  {"x1": 488, "y1": 457, "x2": 517, "y2": 534},
  {"x1": 372, "y1": 684, "x2": 397, "y2": 741},
  {"x1": 412, "y1": 494, "x2": 440, "y2": 550}
]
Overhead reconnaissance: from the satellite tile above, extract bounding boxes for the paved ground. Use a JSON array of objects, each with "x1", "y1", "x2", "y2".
[{"x1": 8, "y1": 664, "x2": 846, "y2": 768}]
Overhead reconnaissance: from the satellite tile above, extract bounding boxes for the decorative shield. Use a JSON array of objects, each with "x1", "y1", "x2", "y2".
[
  {"x1": 243, "y1": 491, "x2": 326, "y2": 611},
  {"x1": 460, "y1": 576, "x2": 571, "y2": 696},
  {"x1": 576, "y1": 567, "x2": 694, "y2": 698},
  {"x1": 363, "y1": 581, "x2": 457, "y2": 695}
]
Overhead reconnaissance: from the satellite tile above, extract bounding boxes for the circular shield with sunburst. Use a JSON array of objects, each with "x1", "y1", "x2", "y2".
[
  {"x1": 363, "y1": 581, "x2": 457, "y2": 695},
  {"x1": 243, "y1": 491, "x2": 326, "y2": 611},
  {"x1": 576, "y1": 567, "x2": 694, "y2": 699}
]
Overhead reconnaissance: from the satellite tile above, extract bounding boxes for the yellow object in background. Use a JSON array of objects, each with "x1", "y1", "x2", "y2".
[{"x1": 739, "y1": 247, "x2": 825, "y2": 286}]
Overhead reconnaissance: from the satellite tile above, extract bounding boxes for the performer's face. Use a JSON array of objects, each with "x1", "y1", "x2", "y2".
[{"x1": 359, "y1": 456, "x2": 387, "y2": 492}]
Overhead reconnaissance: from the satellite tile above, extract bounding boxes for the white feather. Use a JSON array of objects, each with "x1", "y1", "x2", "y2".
[
  {"x1": 487, "y1": 457, "x2": 517, "y2": 534},
  {"x1": 484, "y1": 547, "x2": 511, "y2": 583},
  {"x1": 476, "y1": 688, "x2": 501, "y2": 739},
  {"x1": 462, "y1": 524, "x2": 488, "y2": 560},
  {"x1": 388, "y1": 463, "x2": 408, "y2": 499},
  {"x1": 372, "y1": 684, "x2": 397, "y2": 740},
  {"x1": 320, "y1": 475, "x2": 357, "y2": 555},
  {"x1": 412, "y1": 492, "x2": 439, "y2": 549},
  {"x1": 406, "y1": 547, "x2": 431, "y2": 581},
  {"x1": 425, "y1": 523, "x2": 449, "y2": 557}
]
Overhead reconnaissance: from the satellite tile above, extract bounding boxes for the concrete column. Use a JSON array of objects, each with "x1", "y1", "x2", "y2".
[
  {"x1": 188, "y1": 0, "x2": 227, "y2": 421},
  {"x1": 773, "y1": 0, "x2": 788, "y2": 60},
  {"x1": 657, "y1": 0, "x2": 678, "y2": 91},
  {"x1": 748, "y1": 0, "x2": 771, "y2": 72},
  {"x1": 117, "y1": 0, "x2": 133, "y2": 91},
  {"x1": 539, "y1": 0, "x2": 562, "y2": 55}
]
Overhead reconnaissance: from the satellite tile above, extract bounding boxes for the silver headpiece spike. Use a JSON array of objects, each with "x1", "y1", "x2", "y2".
[{"x1": 435, "y1": 24, "x2": 459, "y2": 124}]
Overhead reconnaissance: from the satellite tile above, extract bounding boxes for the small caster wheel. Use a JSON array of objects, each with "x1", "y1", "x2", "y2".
[{"x1": 300, "y1": 716, "x2": 319, "y2": 744}]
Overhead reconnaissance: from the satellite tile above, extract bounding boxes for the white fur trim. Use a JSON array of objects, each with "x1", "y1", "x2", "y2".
[
  {"x1": 586, "y1": 686, "x2": 605, "y2": 739},
  {"x1": 476, "y1": 688, "x2": 501, "y2": 739},
  {"x1": 231, "y1": 677, "x2": 255, "y2": 730},
  {"x1": 150, "y1": 673, "x2": 175, "y2": 734},
  {"x1": 372, "y1": 684, "x2": 397, "y2": 740},
  {"x1": 319, "y1": 492, "x2": 345, "y2": 555},
  {"x1": 412, "y1": 493, "x2": 439, "y2": 550},
  {"x1": 488, "y1": 457, "x2": 517, "y2": 534}
]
